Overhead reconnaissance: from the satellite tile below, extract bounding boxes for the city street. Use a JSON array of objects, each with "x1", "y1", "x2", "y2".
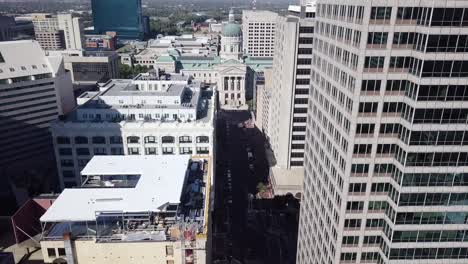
[{"x1": 212, "y1": 110, "x2": 270, "y2": 263}]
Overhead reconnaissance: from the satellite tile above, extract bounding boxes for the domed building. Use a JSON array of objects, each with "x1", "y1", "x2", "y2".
[
  {"x1": 154, "y1": 9, "x2": 273, "y2": 111},
  {"x1": 220, "y1": 9, "x2": 243, "y2": 61}
]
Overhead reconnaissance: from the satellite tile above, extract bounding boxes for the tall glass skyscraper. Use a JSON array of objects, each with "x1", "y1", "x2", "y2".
[{"x1": 91, "y1": 0, "x2": 143, "y2": 40}]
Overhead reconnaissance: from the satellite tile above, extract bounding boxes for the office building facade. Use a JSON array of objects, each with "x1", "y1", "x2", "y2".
[
  {"x1": 242, "y1": 10, "x2": 278, "y2": 57},
  {"x1": 266, "y1": 7, "x2": 314, "y2": 196},
  {"x1": 297, "y1": 1, "x2": 468, "y2": 263},
  {"x1": 91, "y1": 0, "x2": 143, "y2": 40},
  {"x1": 0, "y1": 40, "x2": 75, "y2": 210},
  {"x1": 32, "y1": 14, "x2": 84, "y2": 50},
  {"x1": 51, "y1": 70, "x2": 215, "y2": 188}
]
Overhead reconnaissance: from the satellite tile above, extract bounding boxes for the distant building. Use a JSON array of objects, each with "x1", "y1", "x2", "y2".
[
  {"x1": 39, "y1": 155, "x2": 212, "y2": 264},
  {"x1": 0, "y1": 40, "x2": 75, "y2": 211},
  {"x1": 64, "y1": 51, "x2": 120, "y2": 85},
  {"x1": 35, "y1": 31, "x2": 66, "y2": 50},
  {"x1": 47, "y1": 49, "x2": 120, "y2": 86},
  {"x1": 0, "y1": 16, "x2": 16, "y2": 42},
  {"x1": 122, "y1": 34, "x2": 220, "y2": 66},
  {"x1": 85, "y1": 31, "x2": 118, "y2": 50},
  {"x1": 142, "y1": 16, "x2": 150, "y2": 37},
  {"x1": 91, "y1": 0, "x2": 143, "y2": 40},
  {"x1": 50, "y1": 70, "x2": 215, "y2": 188},
  {"x1": 152, "y1": 10, "x2": 272, "y2": 110},
  {"x1": 209, "y1": 23, "x2": 223, "y2": 33},
  {"x1": 242, "y1": 10, "x2": 278, "y2": 57},
  {"x1": 32, "y1": 13, "x2": 84, "y2": 50}
]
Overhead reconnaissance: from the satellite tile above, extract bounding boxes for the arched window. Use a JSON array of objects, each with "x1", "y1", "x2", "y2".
[
  {"x1": 162, "y1": 136, "x2": 175, "y2": 144},
  {"x1": 127, "y1": 136, "x2": 140, "y2": 144},
  {"x1": 179, "y1": 136, "x2": 192, "y2": 143},
  {"x1": 145, "y1": 136, "x2": 157, "y2": 143},
  {"x1": 74, "y1": 136, "x2": 88, "y2": 144},
  {"x1": 196, "y1": 136, "x2": 209, "y2": 143}
]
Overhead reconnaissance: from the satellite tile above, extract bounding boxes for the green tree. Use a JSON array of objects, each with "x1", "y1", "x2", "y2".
[
  {"x1": 257, "y1": 182, "x2": 267, "y2": 194},
  {"x1": 119, "y1": 64, "x2": 133, "y2": 79},
  {"x1": 119, "y1": 64, "x2": 150, "y2": 79}
]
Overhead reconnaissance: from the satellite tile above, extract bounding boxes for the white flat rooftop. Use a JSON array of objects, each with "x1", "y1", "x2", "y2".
[
  {"x1": 270, "y1": 167, "x2": 304, "y2": 195},
  {"x1": 40, "y1": 155, "x2": 191, "y2": 222}
]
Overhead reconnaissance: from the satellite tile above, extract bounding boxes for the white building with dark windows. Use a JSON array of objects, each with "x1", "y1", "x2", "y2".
[
  {"x1": 0, "y1": 40, "x2": 75, "y2": 210},
  {"x1": 242, "y1": 10, "x2": 278, "y2": 57},
  {"x1": 266, "y1": 6, "x2": 314, "y2": 196},
  {"x1": 298, "y1": 1, "x2": 468, "y2": 264},
  {"x1": 32, "y1": 13, "x2": 84, "y2": 51},
  {"x1": 51, "y1": 69, "x2": 215, "y2": 189}
]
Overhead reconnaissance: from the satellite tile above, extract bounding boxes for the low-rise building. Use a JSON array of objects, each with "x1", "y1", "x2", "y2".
[
  {"x1": 50, "y1": 70, "x2": 215, "y2": 188},
  {"x1": 148, "y1": 35, "x2": 218, "y2": 57},
  {"x1": 62, "y1": 51, "x2": 120, "y2": 85},
  {"x1": 39, "y1": 155, "x2": 212, "y2": 264},
  {"x1": 85, "y1": 31, "x2": 117, "y2": 50}
]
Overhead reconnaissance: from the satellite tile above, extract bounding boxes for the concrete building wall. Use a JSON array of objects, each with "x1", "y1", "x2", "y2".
[
  {"x1": 297, "y1": 1, "x2": 468, "y2": 264},
  {"x1": 41, "y1": 240, "x2": 187, "y2": 264},
  {"x1": 255, "y1": 68, "x2": 272, "y2": 133},
  {"x1": 265, "y1": 10, "x2": 314, "y2": 196},
  {"x1": 58, "y1": 14, "x2": 84, "y2": 50},
  {"x1": 0, "y1": 40, "x2": 75, "y2": 208},
  {"x1": 35, "y1": 31, "x2": 65, "y2": 50},
  {"x1": 242, "y1": 10, "x2": 278, "y2": 57},
  {"x1": 33, "y1": 14, "x2": 84, "y2": 51},
  {"x1": 63, "y1": 53, "x2": 120, "y2": 84},
  {"x1": 268, "y1": 14, "x2": 313, "y2": 169},
  {"x1": 51, "y1": 123, "x2": 214, "y2": 188}
]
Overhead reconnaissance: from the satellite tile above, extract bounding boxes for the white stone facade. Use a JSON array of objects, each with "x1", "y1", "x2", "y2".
[
  {"x1": 267, "y1": 11, "x2": 314, "y2": 182},
  {"x1": 51, "y1": 71, "x2": 215, "y2": 188},
  {"x1": 216, "y1": 61, "x2": 248, "y2": 110}
]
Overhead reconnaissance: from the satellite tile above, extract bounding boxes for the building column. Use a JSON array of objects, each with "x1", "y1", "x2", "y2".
[{"x1": 230, "y1": 77, "x2": 235, "y2": 91}]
